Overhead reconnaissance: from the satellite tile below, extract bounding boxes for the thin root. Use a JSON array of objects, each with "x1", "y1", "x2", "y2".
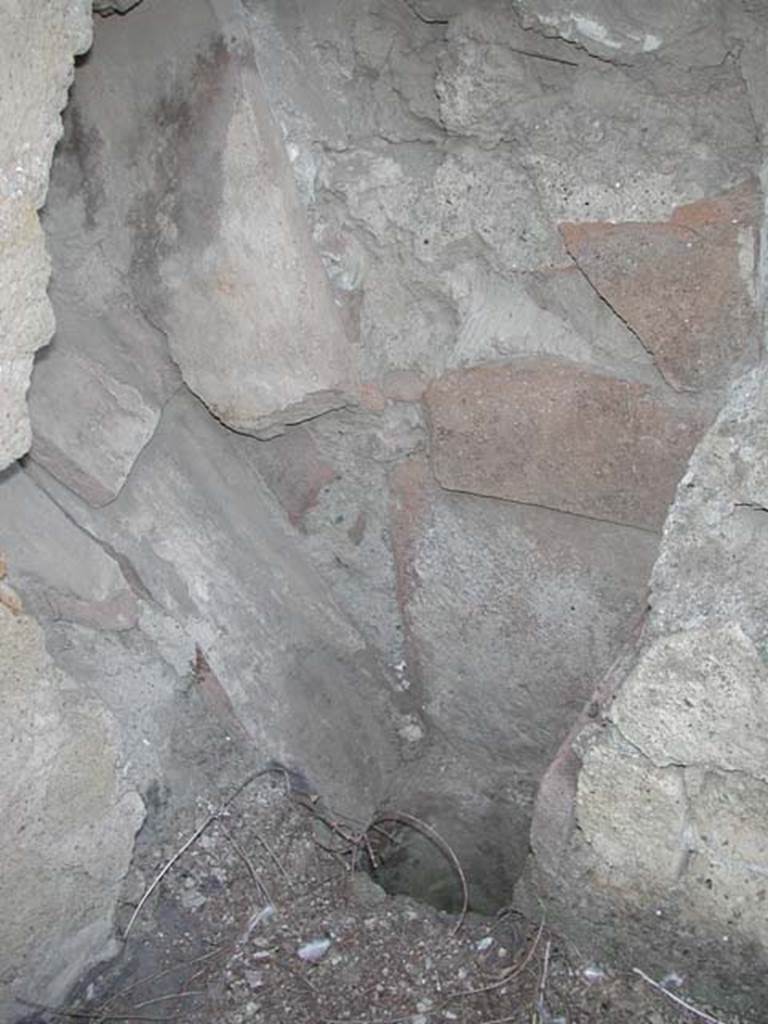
[
  {"x1": 123, "y1": 767, "x2": 282, "y2": 938},
  {"x1": 219, "y1": 822, "x2": 273, "y2": 904},
  {"x1": 633, "y1": 968, "x2": 729, "y2": 1024},
  {"x1": 368, "y1": 811, "x2": 469, "y2": 935}
]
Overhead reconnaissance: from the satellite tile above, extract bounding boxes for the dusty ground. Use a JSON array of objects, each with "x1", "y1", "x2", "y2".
[{"x1": 20, "y1": 767, "x2": 750, "y2": 1024}]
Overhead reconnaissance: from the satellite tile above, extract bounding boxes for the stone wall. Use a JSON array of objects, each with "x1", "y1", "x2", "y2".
[
  {"x1": 0, "y1": 4, "x2": 147, "y2": 1016},
  {"x1": 241, "y1": 0, "x2": 765, "y2": 908},
  {"x1": 32, "y1": 0, "x2": 356, "y2": 447},
  {"x1": 0, "y1": 1, "x2": 399, "y2": 1014},
  {"x1": 511, "y1": 9, "x2": 768, "y2": 1013},
  {"x1": 1, "y1": 0, "x2": 767, "y2": 1013}
]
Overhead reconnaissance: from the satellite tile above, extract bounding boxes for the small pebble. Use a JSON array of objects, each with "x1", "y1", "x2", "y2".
[
  {"x1": 583, "y1": 964, "x2": 607, "y2": 983},
  {"x1": 297, "y1": 936, "x2": 332, "y2": 962}
]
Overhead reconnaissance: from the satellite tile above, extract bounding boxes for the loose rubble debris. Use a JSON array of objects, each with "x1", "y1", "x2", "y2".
[{"x1": 21, "y1": 773, "x2": 748, "y2": 1024}]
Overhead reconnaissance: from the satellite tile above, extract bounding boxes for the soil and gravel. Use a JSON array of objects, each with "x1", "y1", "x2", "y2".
[{"x1": 20, "y1": 760, "x2": 745, "y2": 1024}]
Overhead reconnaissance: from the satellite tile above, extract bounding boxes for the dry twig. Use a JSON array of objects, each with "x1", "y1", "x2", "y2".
[
  {"x1": 219, "y1": 822, "x2": 273, "y2": 904},
  {"x1": 17, "y1": 999, "x2": 177, "y2": 1022},
  {"x1": 446, "y1": 917, "x2": 545, "y2": 1001},
  {"x1": 534, "y1": 938, "x2": 552, "y2": 1022},
  {"x1": 131, "y1": 990, "x2": 204, "y2": 1011},
  {"x1": 633, "y1": 968, "x2": 728, "y2": 1024},
  {"x1": 123, "y1": 767, "x2": 281, "y2": 938},
  {"x1": 251, "y1": 825, "x2": 292, "y2": 882},
  {"x1": 95, "y1": 945, "x2": 228, "y2": 1018}
]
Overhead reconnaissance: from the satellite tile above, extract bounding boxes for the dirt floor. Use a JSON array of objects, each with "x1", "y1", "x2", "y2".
[{"x1": 19, "y1": 766, "x2": 750, "y2": 1024}]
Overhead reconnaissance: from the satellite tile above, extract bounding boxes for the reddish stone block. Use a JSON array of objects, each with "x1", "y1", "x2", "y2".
[
  {"x1": 425, "y1": 359, "x2": 707, "y2": 531},
  {"x1": 561, "y1": 182, "x2": 760, "y2": 392}
]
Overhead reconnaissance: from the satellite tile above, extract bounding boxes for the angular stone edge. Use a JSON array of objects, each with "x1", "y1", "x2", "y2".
[
  {"x1": 0, "y1": 1, "x2": 93, "y2": 469},
  {"x1": 0, "y1": 604, "x2": 145, "y2": 1021},
  {"x1": 516, "y1": 363, "x2": 768, "y2": 1015}
]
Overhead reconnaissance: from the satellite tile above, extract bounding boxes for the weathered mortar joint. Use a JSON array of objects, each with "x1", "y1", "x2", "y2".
[{"x1": 401, "y1": 0, "x2": 450, "y2": 27}]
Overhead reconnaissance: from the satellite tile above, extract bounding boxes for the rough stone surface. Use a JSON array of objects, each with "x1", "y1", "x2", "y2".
[
  {"x1": 685, "y1": 770, "x2": 768, "y2": 946},
  {"x1": 576, "y1": 741, "x2": 688, "y2": 891},
  {"x1": 0, "y1": 466, "x2": 137, "y2": 630},
  {"x1": 388, "y1": 455, "x2": 657, "y2": 908},
  {"x1": 519, "y1": 362, "x2": 768, "y2": 1014},
  {"x1": 244, "y1": 402, "x2": 426, "y2": 672},
  {"x1": 562, "y1": 184, "x2": 761, "y2": 393},
  {"x1": 612, "y1": 625, "x2": 768, "y2": 781},
  {"x1": 45, "y1": 0, "x2": 354, "y2": 440},
  {"x1": 513, "y1": 0, "x2": 730, "y2": 62},
  {"x1": 0, "y1": 0, "x2": 91, "y2": 469},
  {"x1": 426, "y1": 360, "x2": 707, "y2": 530},
  {"x1": 248, "y1": 427, "x2": 339, "y2": 530},
  {"x1": 28, "y1": 304, "x2": 181, "y2": 506},
  {"x1": 24, "y1": 389, "x2": 399, "y2": 817},
  {"x1": 248, "y1": 0, "x2": 758, "y2": 398},
  {"x1": 0, "y1": 603, "x2": 145, "y2": 1021},
  {"x1": 650, "y1": 366, "x2": 768, "y2": 649},
  {"x1": 6, "y1": 0, "x2": 766, "y2": 1015},
  {"x1": 31, "y1": 53, "x2": 183, "y2": 505}
]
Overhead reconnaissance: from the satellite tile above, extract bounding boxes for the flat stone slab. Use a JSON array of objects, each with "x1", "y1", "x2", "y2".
[
  {"x1": 28, "y1": 312, "x2": 178, "y2": 506},
  {"x1": 0, "y1": 466, "x2": 137, "y2": 631},
  {"x1": 426, "y1": 359, "x2": 706, "y2": 531},
  {"x1": 30, "y1": 389, "x2": 397, "y2": 818},
  {"x1": 561, "y1": 184, "x2": 760, "y2": 393}
]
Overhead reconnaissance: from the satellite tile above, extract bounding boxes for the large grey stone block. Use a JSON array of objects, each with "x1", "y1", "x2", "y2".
[
  {"x1": 28, "y1": 388, "x2": 398, "y2": 816},
  {"x1": 0, "y1": 0, "x2": 92, "y2": 469},
  {"x1": 54, "y1": 0, "x2": 355, "y2": 439},
  {"x1": 0, "y1": 605, "x2": 144, "y2": 1021},
  {"x1": 519, "y1": 361, "x2": 768, "y2": 1014}
]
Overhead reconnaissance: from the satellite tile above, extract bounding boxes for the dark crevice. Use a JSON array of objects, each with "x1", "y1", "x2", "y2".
[
  {"x1": 400, "y1": 0, "x2": 449, "y2": 27},
  {"x1": 431, "y1": 480, "x2": 662, "y2": 537}
]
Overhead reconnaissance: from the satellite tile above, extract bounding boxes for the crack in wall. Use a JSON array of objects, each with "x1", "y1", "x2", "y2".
[
  {"x1": 429, "y1": 480, "x2": 661, "y2": 536},
  {"x1": 517, "y1": 10, "x2": 637, "y2": 68},
  {"x1": 559, "y1": 235, "x2": 679, "y2": 397},
  {"x1": 400, "y1": 0, "x2": 448, "y2": 27}
]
